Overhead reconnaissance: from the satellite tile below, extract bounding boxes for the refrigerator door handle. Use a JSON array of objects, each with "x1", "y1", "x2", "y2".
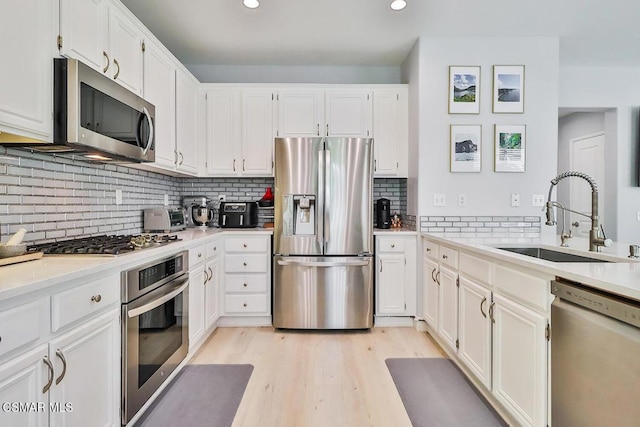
[
  {"x1": 324, "y1": 149, "x2": 331, "y2": 243},
  {"x1": 317, "y1": 149, "x2": 324, "y2": 245},
  {"x1": 277, "y1": 259, "x2": 371, "y2": 268}
]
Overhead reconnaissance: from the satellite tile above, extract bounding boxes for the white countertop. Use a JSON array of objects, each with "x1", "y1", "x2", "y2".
[
  {"x1": 0, "y1": 227, "x2": 273, "y2": 302},
  {"x1": 421, "y1": 232, "x2": 640, "y2": 302},
  {"x1": 374, "y1": 227, "x2": 417, "y2": 235}
]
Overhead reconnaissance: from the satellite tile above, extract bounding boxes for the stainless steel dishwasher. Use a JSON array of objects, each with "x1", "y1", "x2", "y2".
[{"x1": 551, "y1": 278, "x2": 640, "y2": 426}]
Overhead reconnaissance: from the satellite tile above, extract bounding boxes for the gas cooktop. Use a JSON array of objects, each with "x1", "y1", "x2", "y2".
[{"x1": 28, "y1": 234, "x2": 181, "y2": 256}]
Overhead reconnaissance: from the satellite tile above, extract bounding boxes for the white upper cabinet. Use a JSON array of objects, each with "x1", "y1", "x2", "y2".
[
  {"x1": 0, "y1": 0, "x2": 53, "y2": 140},
  {"x1": 176, "y1": 69, "x2": 200, "y2": 174},
  {"x1": 205, "y1": 88, "x2": 273, "y2": 177},
  {"x1": 275, "y1": 90, "x2": 324, "y2": 137},
  {"x1": 143, "y1": 39, "x2": 176, "y2": 170},
  {"x1": 325, "y1": 89, "x2": 372, "y2": 137},
  {"x1": 372, "y1": 88, "x2": 408, "y2": 177},
  {"x1": 59, "y1": 0, "x2": 144, "y2": 95}
]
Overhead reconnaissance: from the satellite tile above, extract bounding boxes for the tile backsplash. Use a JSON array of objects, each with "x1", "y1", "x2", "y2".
[
  {"x1": 0, "y1": 148, "x2": 410, "y2": 242},
  {"x1": 420, "y1": 215, "x2": 541, "y2": 237}
]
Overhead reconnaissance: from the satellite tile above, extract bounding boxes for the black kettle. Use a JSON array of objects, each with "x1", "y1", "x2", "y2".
[{"x1": 376, "y1": 198, "x2": 391, "y2": 229}]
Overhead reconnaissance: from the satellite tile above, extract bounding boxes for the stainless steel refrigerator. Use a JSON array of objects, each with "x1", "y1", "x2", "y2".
[{"x1": 273, "y1": 137, "x2": 374, "y2": 329}]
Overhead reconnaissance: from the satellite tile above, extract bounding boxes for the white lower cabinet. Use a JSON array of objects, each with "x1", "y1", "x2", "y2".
[
  {"x1": 204, "y1": 242, "x2": 221, "y2": 330},
  {"x1": 375, "y1": 235, "x2": 416, "y2": 318},
  {"x1": 423, "y1": 257, "x2": 439, "y2": 328},
  {"x1": 437, "y1": 265, "x2": 458, "y2": 350},
  {"x1": 188, "y1": 263, "x2": 206, "y2": 348},
  {"x1": 0, "y1": 308, "x2": 119, "y2": 427},
  {"x1": 188, "y1": 237, "x2": 221, "y2": 350}
]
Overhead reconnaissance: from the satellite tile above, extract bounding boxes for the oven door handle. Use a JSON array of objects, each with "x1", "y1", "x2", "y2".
[{"x1": 127, "y1": 277, "x2": 189, "y2": 318}]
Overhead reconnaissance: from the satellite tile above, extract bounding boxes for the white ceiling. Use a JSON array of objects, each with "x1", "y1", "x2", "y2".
[{"x1": 120, "y1": 0, "x2": 640, "y2": 67}]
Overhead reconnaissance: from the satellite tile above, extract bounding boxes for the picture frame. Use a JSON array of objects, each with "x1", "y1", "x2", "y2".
[
  {"x1": 450, "y1": 125, "x2": 482, "y2": 172},
  {"x1": 492, "y1": 65, "x2": 525, "y2": 113},
  {"x1": 494, "y1": 125, "x2": 526, "y2": 172},
  {"x1": 448, "y1": 66, "x2": 480, "y2": 114}
]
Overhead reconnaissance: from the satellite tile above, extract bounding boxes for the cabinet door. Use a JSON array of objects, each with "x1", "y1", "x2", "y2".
[
  {"x1": 188, "y1": 265, "x2": 206, "y2": 349},
  {"x1": 423, "y1": 257, "x2": 439, "y2": 329},
  {"x1": 325, "y1": 90, "x2": 372, "y2": 137},
  {"x1": 0, "y1": 0, "x2": 52, "y2": 140},
  {"x1": 206, "y1": 89, "x2": 240, "y2": 175},
  {"x1": 373, "y1": 89, "x2": 407, "y2": 177},
  {"x1": 48, "y1": 310, "x2": 119, "y2": 427},
  {"x1": 276, "y1": 90, "x2": 324, "y2": 137},
  {"x1": 143, "y1": 40, "x2": 176, "y2": 169},
  {"x1": 108, "y1": 4, "x2": 144, "y2": 95},
  {"x1": 241, "y1": 90, "x2": 274, "y2": 176},
  {"x1": 458, "y1": 277, "x2": 492, "y2": 389},
  {"x1": 437, "y1": 265, "x2": 458, "y2": 351},
  {"x1": 176, "y1": 69, "x2": 200, "y2": 174},
  {"x1": 376, "y1": 254, "x2": 406, "y2": 315},
  {"x1": 205, "y1": 255, "x2": 220, "y2": 329},
  {"x1": 59, "y1": 0, "x2": 108, "y2": 73},
  {"x1": 0, "y1": 345, "x2": 48, "y2": 427},
  {"x1": 492, "y1": 294, "x2": 547, "y2": 427}
]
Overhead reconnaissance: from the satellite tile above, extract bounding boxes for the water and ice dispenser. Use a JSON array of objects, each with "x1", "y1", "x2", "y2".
[{"x1": 282, "y1": 194, "x2": 316, "y2": 236}]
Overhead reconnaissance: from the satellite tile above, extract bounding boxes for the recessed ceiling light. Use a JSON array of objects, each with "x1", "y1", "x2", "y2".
[
  {"x1": 390, "y1": 0, "x2": 407, "y2": 11},
  {"x1": 243, "y1": 0, "x2": 260, "y2": 9}
]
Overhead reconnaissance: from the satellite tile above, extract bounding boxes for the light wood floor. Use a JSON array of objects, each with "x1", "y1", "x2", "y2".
[{"x1": 191, "y1": 326, "x2": 445, "y2": 427}]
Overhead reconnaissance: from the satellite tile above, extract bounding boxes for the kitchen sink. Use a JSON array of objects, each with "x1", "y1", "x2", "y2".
[{"x1": 495, "y1": 247, "x2": 609, "y2": 263}]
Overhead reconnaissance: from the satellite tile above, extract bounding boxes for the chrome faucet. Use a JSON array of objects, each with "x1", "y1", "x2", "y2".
[{"x1": 545, "y1": 171, "x2": 612, "y2": 252}]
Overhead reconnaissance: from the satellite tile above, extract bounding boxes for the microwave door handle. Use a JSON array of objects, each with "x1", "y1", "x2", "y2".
[
  {"x1": 127, "y1": 277, "x2": 189, "y2": 318},
  {"x1": 141, "y1": 107, "x2": 154, "y2": 155}
]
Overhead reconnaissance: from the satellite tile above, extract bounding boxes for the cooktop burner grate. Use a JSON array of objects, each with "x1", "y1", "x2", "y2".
[{"x1": 28, "y1": 234, "x2": 180, "y2": 256}]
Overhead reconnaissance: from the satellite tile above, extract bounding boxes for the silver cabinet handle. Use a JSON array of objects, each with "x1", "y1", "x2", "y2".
[
  {"x1": 233, "y1": 159, "x2": 236, "y2": 171},
  {"x1": 374, "y1": 159, "x2": 377, "y2": 171},
  {"x1": 203, "y1": 271, "x2": 208, "y2": 285},
  {"x1": 489, "y1": 301, "x2": 496, "y2": 323},
  {"x1": 55, "y1": 349, "x2": 67, "y2": 385},
  {"x1": 102, "y1": 51, "x2": 110, "y2": 73},
  {"x1": 316, "y1": 123, "x2": 320, "y2": 136},
  {"x1": 91, "y1": 294, "x2": 102, "y2": 303},
  {"x1": 431, "y1": 268, "x2": 437, "y2": 282},
  {"x1": 480, "y1": 297, "x2": 487, "y2": 318},
  {"x1": 42, "y1": 356, "x2": 54, "y2": 394},
  {"x1": 113, "y1": 58, "x2": 120, "y2": 80},
  {"x1": 208, "y1": 267, "x2": 213, "y2": 281},
  {"x1": 277, "y1": 259, "x2": 371, "y2": 268},
  {"x1": 380, "y1": 259, "x2": 383, "y2": 272},
  {"x1": 179, "y1": 152, "x2": 184, "y2": 165},
  {"x1": 128, "y1": 277, "x2": 189, "y2": 318},
  {"x1": 242, "y1": 159, "x2": 246, "y2": 171},
  {"x1": 435, "y1": 271, "x2": 440, "y2": 285},
  {"x1": 326, "y1": 123, "x2": 329, "y2": 136},
  {"x1": 174, "y1": 150, "x2": 179, "y2": 164}
]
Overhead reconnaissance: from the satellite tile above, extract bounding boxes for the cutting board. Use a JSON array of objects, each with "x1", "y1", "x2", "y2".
[{"x1": 0, "y1": 251, "x2": 43, "y2": 267}]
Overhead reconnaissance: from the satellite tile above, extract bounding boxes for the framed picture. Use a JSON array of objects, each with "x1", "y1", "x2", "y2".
[
  {"x1": 448, "y1": 66, "x2": 480, "y2": 114},
  {"x1": 492, "y1": 65, "x2": 524, "y2": 113},
  {"x1": 450, "y1": 125, "x2": 482, "y2": 172},
  {"x1": 494, "y1": 125, "x2": 526, "y2": 172}
]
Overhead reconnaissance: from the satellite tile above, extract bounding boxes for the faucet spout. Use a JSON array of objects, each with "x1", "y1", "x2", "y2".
[{"x1": 545, "y1": 171, "x2": 611, "y2": 251}]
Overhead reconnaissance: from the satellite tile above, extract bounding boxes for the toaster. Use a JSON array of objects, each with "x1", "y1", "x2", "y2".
[
  {"x1": 143, "y1": 208, "x2": 186, "y2": 233},
  {"x1": 218, "y1": 202, "x2": 259, "y2": 228}
]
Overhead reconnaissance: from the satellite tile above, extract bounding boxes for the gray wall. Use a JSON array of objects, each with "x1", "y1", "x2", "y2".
[{"x1": 0, "y1": 148, "x2": 408, "y2": 243}]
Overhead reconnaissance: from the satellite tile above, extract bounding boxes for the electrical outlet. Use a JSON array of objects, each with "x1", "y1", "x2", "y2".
[
  {"x1": 458, "y1": 194, "x2": 466, "y2": 207},
  {"x1": 115, "y1": 189, "x2": 123, "y2": 205},
  {"x1": 218, "y1": 195, "x2": 226, "y2": 202},
  {"x1": 164, "y1": 194, "x2": 169, "y2": 206},
  {"x1": 511, "y1": 193, "x2": 520, "y2": 207},
  {"x1": 433, "y1": 194, "x2": 446, "y2": 207},
  {"x1": 532, "y1": 194, "x2": 545, "y2": 207}
]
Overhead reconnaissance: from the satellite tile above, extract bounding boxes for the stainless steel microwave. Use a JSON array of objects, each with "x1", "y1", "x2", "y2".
[{"x1": 46, "y1": 57, "x2": 156, "y2": 162}]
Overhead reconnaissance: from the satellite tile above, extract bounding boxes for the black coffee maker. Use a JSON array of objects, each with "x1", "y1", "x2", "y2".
[{"x1": 376, "y1": 198, "x2": 391, "y2": 229}]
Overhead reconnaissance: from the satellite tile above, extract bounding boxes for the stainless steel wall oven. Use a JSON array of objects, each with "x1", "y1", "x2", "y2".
[{"x1": 121, "y1": 251, "x2": 189, "y2": 424}]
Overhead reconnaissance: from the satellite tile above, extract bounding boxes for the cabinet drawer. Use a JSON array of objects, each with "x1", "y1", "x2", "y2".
[
  {"x1": 378, "y1": 238, "x2": 405, "y2": 252},
  {"x1": 0, "y1": 301, "x2": 41, "y2": 358},
  {"x1": 224, "y1": 294, "x2": 268, "y2": 314},
  {"x1": 225, "y1": 254, "x2": 268, "y2": 273},
  {"x1": 51, "y1": 276, "x2": 119, "y2": 332},
  {"x1": 423, "y1": 240, "x2": 439, "y2": 260},
  {"x1": 206, "y1": 240, "x2": 221, "y2": 258},
  {"x1": 225, "y1": 275, "x2": 268, "y2": 293},
  {"x1": 189, "y1": 244, "x2": 206, "y2": 268},
  {"x1": 225, "y1": 236, "x2": 269, "y2": 253},
  {"x1": 440, "y1": 246, "x2": 459, "y2": 269},
  {"x1": 493, "y1": 264, "x2": 549, "y2": 312},
  {"x1": 459, "y1": 252, "x2": 491, "y2": 286}
]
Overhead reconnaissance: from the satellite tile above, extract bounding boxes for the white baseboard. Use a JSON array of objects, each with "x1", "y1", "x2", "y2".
[
  {"x1": 216, "y1": 315, "x2": 272, "y2": 327},
  {"x1": 374, "y1": 316, "x2": 414, "y2": 327}
]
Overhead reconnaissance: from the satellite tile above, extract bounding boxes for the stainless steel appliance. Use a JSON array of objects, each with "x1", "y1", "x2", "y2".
[
  {"x1": 121, "y1": 251, "x2": 189, "y2": 424},
  {"x1": 27, "y1": 234, "x2": 181, "y2": 256},
  {"x1": 183, "y1": 196, "x2": 215, "y2": 228},
  {"x1": 143, "y1": 208, "x2": 186, "y2": 233},
  {"x1": 2, "y1": 58, "x2": 155, "y2": 162},
  {"x1": 551, "y1": 278, "x2": 640, "y2": 426},
  {"x1": 218, "y1": 202, "x2": 258, "y2": 228},
  {"x1": 273, "y1": 137, "x2": 374, "y2": 329}
]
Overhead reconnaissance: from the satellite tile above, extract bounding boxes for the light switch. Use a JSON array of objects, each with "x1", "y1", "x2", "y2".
[
  {"x1": 532, "y1": 194, "x2": 545, "y2": 207},
  {"x1": 433, "y1": 194, "x2": 446, "y2": 206}
]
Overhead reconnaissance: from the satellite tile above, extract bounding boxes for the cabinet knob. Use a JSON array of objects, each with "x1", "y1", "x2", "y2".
[
  {"x1": 426, "y1": 248, "x2": 431, "y2": 252},
  {"x1": 391, "y1": 244, "x2": 395, "y2": 248},
  {"x1": 243, "y1": 303, "x2": 247, "y2": 307},
  {"x1": 214, "y1": 246, "x2": 217, "y2": 251},
  {"x1": 243, "y1": 262, "x2": 247, "y2": 266},
  {"x1": 91, "y1": 294, "x2": 102, "y2": 303},
  {"x1": 198, "y1": 253, "x2": 202, "y2": 258},
  {"x1": 442, "y1": 254, "x2": 448, "y2": 260},
  {"x1": 243, "y1": 243, "x2": 247, "y2": 248},
  {"x1": 243, "y1": 283, "x2": 247, "y2": 287}
]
